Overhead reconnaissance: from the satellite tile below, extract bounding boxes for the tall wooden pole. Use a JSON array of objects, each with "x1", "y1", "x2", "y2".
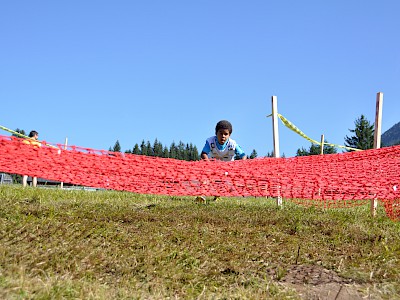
[
  {"x1": 320, "y1": 134, "x2": 324, "y2": 155},
  {"x1": 374, "y1": 92, "x2": 383, "y2": 149},
  {"x1": 371, "y1": 92, "x2": 383, "y2": 217},
  {"x1": 271, "y1": 96, "x2": 280, "y2": 158},
  {"x1": 271, "y1": 96, "x2": 282, "y2": 207}
]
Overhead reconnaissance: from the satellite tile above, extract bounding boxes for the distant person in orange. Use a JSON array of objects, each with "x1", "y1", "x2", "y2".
[{"x1": 22, "y1": 130, "x2": 40, "y2": 187}]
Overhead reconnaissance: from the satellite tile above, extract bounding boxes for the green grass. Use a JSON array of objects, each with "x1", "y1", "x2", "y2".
[{"x1": 0, "y1": 185, "x2": 399, "y2": 299}]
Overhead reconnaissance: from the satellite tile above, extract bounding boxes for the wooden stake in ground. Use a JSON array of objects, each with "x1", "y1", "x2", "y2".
[
  {"x1": 371, "y1": 92, "x2": 383, "y2": 217},
  {"x1": 271, "y1": 95, "x2": 282, "y2": 207}
]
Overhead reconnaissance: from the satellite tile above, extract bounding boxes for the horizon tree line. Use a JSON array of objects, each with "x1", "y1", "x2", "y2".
[
  {"x1": 12, "y1": 114, "x2": 398, "y2": 163},
  {"x1": 109, "y1": 139, "x2": 259, "y2": 161}
]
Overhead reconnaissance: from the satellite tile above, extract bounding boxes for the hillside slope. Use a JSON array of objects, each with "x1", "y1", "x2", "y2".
[{"x1": 382, "y1": 122, "x2": 400, "y2": 146}]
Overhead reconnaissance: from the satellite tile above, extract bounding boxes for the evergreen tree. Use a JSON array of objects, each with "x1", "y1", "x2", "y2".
[
  {"x1": 140, "y1": 140, "x2": 148, "y2": 156},
  {"x1": 188, "y1": 144, "x2": 200, "y2": 161},
  {"x1": 193, "y1": 145, "x2": 200, "y2": 160},
  {"x1": 162, "y1": 146, "x2": 169, "y2": 158},
  {"x1": 146, "y1": 141, "x2": 153, "y2": 156},
  {"x1": 153, "y1": 139, "x2": 163, "y2": 157},
  {"x1": 265, "y1": 151, "x2": 274, "y2": 157},
  {"x1": 132, "y1": 143, "x2": 140, "y2": 155},
  {"x1": 344, "y1": 114, "x2": 374, "y2": 151},
  {"x1": 264, "y1": 151, "x2": 285, "y2": 158},
  {"x1": 12, "y1": 128, "x2": 26, "y2": 138},
  {"x1": 169, "y1": 142, "x2": 177, "y2": 159},
  {"x1": 296, "y1": 141, "x2": 337, "y2": 156},
  {"x1": 176, "y1": 141, "x2": 185, "y2": 160},
  {"x1": 111, "y1": 140, "x2": 121, "y2": 152},
  {"x1": 319, "y1": 143, "x2": 336, "y2": 154},
  {"x1": 184, "y1": 143, "x2": 190, "y2": 161},
  {"x1": 249, "y1": 149, "x2": 258, "y2": 159},
  {"x1": 296, "y1": 147, "x2": 309, "y2": 156},
  {"x1": 122, "y1": 138, "x2": 199, "y2": 161}
]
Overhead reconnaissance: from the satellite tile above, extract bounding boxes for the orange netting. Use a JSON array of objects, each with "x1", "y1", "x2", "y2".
[{"x1": 1, "y1": 135, "x2": 399, "y2": 220}]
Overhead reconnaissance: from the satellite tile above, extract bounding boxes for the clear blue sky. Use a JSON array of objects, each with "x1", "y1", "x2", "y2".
[{"x1": 1, "y1": 1, "x2": 399, "y2": 157}]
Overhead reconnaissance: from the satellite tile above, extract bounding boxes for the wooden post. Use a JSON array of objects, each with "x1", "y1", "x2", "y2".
[
  {"x1": 271, "y1": 96, "x2": 280, "y2": 158},
  {"x1": 371, "y1": 92, "x2": 383, "y2": 217},
  {"x1": 374, "y1": 92, "x2": 383, "y2": 149},
  {"x1": 60, "y1": 137, "x2": 68, "y2": 189},
  {"x1": 320, "y1": 134, "x2": 324, "y2": 155},
  {"x1": 271, "y1": 96, "x2": 282, "y2": 207}
]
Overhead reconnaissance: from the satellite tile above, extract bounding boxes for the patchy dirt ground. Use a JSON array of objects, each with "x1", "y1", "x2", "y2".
[{"x1": 267, "y1": 264, "x2": 367, "y2": 299}]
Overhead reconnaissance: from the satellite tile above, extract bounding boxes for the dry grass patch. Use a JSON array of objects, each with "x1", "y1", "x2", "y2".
[{"x1": 0, "y1": 185, "x2": 399, "y2": 299}]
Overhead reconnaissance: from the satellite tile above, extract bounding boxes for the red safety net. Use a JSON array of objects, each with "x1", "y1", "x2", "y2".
[{"x1": 0, "y1": 135, "x2": 399, "y2": 220}]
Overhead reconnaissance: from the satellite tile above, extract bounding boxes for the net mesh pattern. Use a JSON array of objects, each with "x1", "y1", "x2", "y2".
[{"x1": 1, "y1": 135, "x2": 399, "y2": 220}]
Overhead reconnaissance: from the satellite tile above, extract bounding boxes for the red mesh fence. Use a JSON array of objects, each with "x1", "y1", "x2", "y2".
[{"x1": 1, "y1": 135, "x2": 399, "y2": 220}]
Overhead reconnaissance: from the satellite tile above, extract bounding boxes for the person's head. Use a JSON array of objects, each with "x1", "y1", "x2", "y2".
[
  {"x1": 215, "y1": 120, "x2": 232, "y2": 145},
  {"x1": 29, "y1": 130, "x2": 39, "y2": 139}
]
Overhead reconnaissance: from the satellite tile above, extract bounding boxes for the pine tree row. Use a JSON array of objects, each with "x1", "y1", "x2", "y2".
[{"x1": 111, "y1": 139, "x2": 200, "y2": 161}]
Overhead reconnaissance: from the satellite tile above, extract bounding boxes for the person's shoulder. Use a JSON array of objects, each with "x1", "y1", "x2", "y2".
[
  {"x1": 228, "y1": 137, "x2": 237, "y2": 145},
  {"x1": 206, "y1": 136, "x2": 216, "y2": 143},
  {"x1": 23, "y1": 139, "x2": 41, "y2": 147}
]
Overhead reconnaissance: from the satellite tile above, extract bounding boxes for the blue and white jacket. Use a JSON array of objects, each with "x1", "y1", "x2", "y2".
[{"x1": 201, "y1": 136, "x2": 245, "y2": 161}]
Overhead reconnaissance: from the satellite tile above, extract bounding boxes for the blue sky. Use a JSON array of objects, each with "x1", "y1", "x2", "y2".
[{"x1": 1, "y1": 1, "x2": 399, "y2": 157}]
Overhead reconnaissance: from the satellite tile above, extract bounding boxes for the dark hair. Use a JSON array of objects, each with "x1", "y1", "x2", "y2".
[
  {"x1": 29, "y1": 130, "x2": 38, "y2": 138},
  {"x1": 215, "y1": 120, "x2": 232, "y2": 135}
]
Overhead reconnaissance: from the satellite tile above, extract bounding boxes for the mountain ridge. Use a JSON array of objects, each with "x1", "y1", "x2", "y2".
[{"x1": 381, "y1": 122, "x2": 400, "y2": 146}]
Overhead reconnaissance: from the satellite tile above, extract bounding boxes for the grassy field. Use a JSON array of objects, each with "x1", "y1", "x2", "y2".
[{"x1": 0, "y1": 185, "x2": 399, "y2": 299}]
